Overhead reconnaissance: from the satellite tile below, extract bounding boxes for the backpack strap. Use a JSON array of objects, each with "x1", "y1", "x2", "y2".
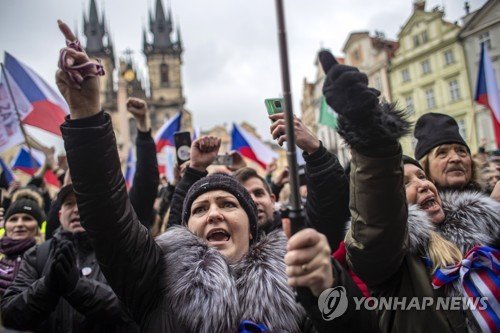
[{"x1": 35, "y1": 239, "x2": 53, "y2": 276}]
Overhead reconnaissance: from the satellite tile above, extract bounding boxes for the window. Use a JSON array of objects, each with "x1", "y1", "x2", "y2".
[
  {"x1": 160, "y1": 63, "x2": 169, "y2": 85},
  {"x1": 457, "y1": 119, "x2": 466, "y2": 140},
  {"x1": 421, "y1": 31, "x2": 429, "y2": 43},
  {"x1": 421, "y1": 59, "x2": 431, "y2": 74},
  {"x1": 444, "y1": 49, "x2": 455, "y2": 65},
  {"x1": 405, "y1": 95, "x2": 415, "y2": 115},
  {"x1": 353, "y1": 50, "x2": 360, "y2": 60},
  {"x1": 413, "y1": 35, "x2": 420, "y2": 47},
  {"x1": 449, "y1": 79, "x2": 461, "y2": 102},
  {"x1": 478, "y1": 31, "x2": 491, "y2": 50},
  {"x1": 402, "y1": 68, "x2": 410, "y2": 82},
  {"x1": 374, "y1": 75, "x2": 382, "y2": 91},
  {"x1": 425, "y1": 88, "x2": 436, "y2": 109}
]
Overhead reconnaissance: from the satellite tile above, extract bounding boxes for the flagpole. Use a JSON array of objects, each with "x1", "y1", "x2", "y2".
[
  {"x1": 1, "y1": 63, "x2": 36, "y2": 166},
  {"x1": 274, "y1": 0, "x2": 305, "y2": 235}
]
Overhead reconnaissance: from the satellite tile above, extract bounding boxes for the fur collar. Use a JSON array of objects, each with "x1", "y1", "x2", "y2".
[
  {"x1": 407, "y1": 190, "x2": 499, "y2": 255},
  {"x1": 155, "y1": 227, "x2": 306, "y2": 333}
]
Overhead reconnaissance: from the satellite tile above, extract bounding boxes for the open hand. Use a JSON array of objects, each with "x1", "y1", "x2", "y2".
[
  {"x1": 283, "y1": 219, "x2": 334, "y2": 297},
  {"x1": 55, "y1": 20, "x2": 101, "y2": 119}
]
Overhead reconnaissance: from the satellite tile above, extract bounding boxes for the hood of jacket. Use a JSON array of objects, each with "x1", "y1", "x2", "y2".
[
  {"x1": 407, "y1": 190, "x2": 499, "y2": 255},
  {"x1": 155, "y1": 226, "x2": 306, "y2": 333}
]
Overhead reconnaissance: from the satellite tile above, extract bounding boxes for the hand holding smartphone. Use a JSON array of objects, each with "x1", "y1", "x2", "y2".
[
  {"x1": 265, "y1": 98, "x2": 284, "y2": 121},
  {"x1": 174, "y1": 131, "x2": 192, "y2": 165}
]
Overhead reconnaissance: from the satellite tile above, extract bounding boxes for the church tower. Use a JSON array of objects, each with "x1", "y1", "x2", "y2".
[
  {"x1": 83, "y1": 0, "x2": 116, "y2": 111},
  {"x1": 143, "y1": 0, "x2": 192, "y2": 132}
]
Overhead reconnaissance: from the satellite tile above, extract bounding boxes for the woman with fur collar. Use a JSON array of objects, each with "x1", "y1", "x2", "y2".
[
  {"x1": 54, "y1": 21, "x2": 376, "y2": 332},
  {"x1": 319, "y1": 50, "x2": 499, "y2": 333}
]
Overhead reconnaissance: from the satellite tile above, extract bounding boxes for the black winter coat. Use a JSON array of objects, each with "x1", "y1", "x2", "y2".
[{"x1": 0, "y1": 229, "x2": 138, "y2": 333}]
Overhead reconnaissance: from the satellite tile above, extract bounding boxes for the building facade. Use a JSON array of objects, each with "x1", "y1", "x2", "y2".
[
  {"x1": 82, "y1": 0, "x2": 192, "y2": 157},
  {"x1": 459, "y1": 0, "x2": 500, "y2": 151},
  {"x1": 389, "y1": 0, "x2": 477, "y2": 156},
  {"x1": 301, "y1": 51, "x2": 350, "y2": 167},
  {"x1": 342, "y1": 31, "x2": 398, "y2": 102}
]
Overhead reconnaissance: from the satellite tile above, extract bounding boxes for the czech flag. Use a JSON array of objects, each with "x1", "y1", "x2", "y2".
[
  {"x1": 231, "y1": 123, "x2": 278, "y2": 169},
  {"x1": 0, "y1": 156, "x2": 16, "y2": 188},
  {"x1": 475, "y1": 44, "x2": 500, "y2": 147},
  {"x1": 125, "y1": 147, "x2": 136, "y2": 189},
  {"x1": 154, "y1": 112, "x2": 182, "y2": 152},
  {"x1": 11, "y1": 145, "x2": 43, "y2": 175},
  {"x1": 10, "y1": 146, "x2": 60, "y2": 187},
  {"x1": 4, "y1": 52, "x2": 69, "y2": 152}
]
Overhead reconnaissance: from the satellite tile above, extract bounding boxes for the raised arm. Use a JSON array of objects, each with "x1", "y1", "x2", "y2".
[
  {"x1": 55, "y1": 20, "x2": 162, "y2": 323},
  {"x1": 319, "y1": 50, "x2": 410, "y2": 288},
  {"x1": 167, "y1": 136, "x2": 220, "y2": 225},
  {"x1": 127, "y1": 98, "x2": 159, "y2": 229},
  {"x1": 269, "y1": 113, "x2": 350, "y2": 251}
]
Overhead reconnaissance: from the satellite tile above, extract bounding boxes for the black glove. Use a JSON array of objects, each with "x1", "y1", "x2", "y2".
[
  {"x1": 45, "y1": 241, "x2": 79, "y2": 295},
  {"x1": 319, "y1": 50, "x2": 380, "y2": 122}
]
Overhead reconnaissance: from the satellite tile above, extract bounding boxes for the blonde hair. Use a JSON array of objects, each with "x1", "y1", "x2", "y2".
[{"x1": 427, "y1": 231, "x2": 462, "y2": 272}]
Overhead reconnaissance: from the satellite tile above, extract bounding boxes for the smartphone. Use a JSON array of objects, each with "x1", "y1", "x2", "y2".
[
  {"x1": 174, "y1": 131, "x2": 192, "y2": 165},
  {"x1": 213, "y1": 155, "x2": 233, "y2": 166},
  {"x1": 298, "y1": 165, "x2": 306, "y2": 186},
  {"x1": 265, "y1": 98, "x2": 284, "y2": 117}
]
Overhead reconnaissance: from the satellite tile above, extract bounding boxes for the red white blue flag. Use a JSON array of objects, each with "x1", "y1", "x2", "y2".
[
  {"x1": 475, "y1": 44, "x2": 500, "y2": 147},
  {"x1": 3, "y1": 52, "x2": 68, "y2": 152},
  {"x1": 10, "y1": 146, "x2": 60, "y2": 187},
  {"x1": 154, "y1": 112, "x2": 182, "y2": 153},
  {"x1": 125, "y1": 147, "x2": 136, "y2": 189},
  {"x1": 231, "y1": 123, "x2": 278, "y2": 169}
]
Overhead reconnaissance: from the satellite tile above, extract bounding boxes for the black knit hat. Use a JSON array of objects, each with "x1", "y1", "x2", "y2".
[
  {"x1": 414, "y1": 113, "x2": 470, "y2": 160},
  {"x1": 4, "y1": 199, "x2": 46, "y2": 227},
  {"x1": 56, "y1": 184, "x2": 75, "y2": 204},
  {"x1": 403, "y1": 155, "x2": 423, "y2": 170},
  {"x1": 182, "y1": 173, "x2": 258, "y2": 242}
]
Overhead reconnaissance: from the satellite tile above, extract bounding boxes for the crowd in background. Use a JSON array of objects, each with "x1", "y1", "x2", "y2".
[{"x1": 0, "y1": 20, "x2": 498, "y2": 333}]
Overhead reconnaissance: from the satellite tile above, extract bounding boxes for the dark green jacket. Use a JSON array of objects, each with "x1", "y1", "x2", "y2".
[{"x1": 345, "y1": 149, "x2": 468, "y2": 333}]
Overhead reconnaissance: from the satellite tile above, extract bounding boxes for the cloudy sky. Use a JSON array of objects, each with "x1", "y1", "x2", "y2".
[{"x1": 0, "y1": 0, "x2": 488, "y2": 140}]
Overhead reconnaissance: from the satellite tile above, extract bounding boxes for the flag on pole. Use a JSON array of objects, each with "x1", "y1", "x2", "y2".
[
  {"x1": 125, "y1": 147, "x2": 136, "y2": 189},
  {"x1": 0, "y1": 69, "x2": 31, "y2": 153},
  {"x1": 11, "y1": 146, "x2": 43, "y2": 175},
  {"x1": 4, "y1": 52, "x2": 68, "y2": 152},
  {"x1": 231, "y1": 123, "x2": 278, "y2": 169},
  {"x1": 319, "y1": 96, "x2": 337, "y2": 129},
  {"x1": 475, "y1": 44, "x2": 500, "y2": 147},
  {"x1": 0, "y1": 156, "x2": 15, "y2": 188},
  {"x1": 10, "y1": 146, "x2": 60, "y2": 187},
  {"x1": 154, "y1": 112, "x2": 182, "y2": 152}
]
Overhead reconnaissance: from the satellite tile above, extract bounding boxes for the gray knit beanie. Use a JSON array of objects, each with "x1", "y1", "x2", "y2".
[{"x1": 182, "y1": 173, "x2": 258, "y2": 242}]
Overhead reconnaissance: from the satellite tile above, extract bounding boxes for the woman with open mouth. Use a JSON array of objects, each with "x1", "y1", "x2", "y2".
[
  {"x1": 319, "y1": 49, "x2": 499, "y2": 333},
  {"x1": 46, "y1": 20, "x2": 375, "y2": 333}
]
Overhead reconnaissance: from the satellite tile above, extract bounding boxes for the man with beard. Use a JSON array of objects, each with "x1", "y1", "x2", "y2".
[{"x1": 1, "y1": 184, "x2": 138, "y2": 333}]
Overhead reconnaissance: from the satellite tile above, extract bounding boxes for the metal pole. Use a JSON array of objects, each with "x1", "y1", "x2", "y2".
[
  {"x1": 1, "y1": 63, "x2": 36, "y2": 165},
  {"x1": 274, "y1": 0, "x2": 304, "y2": 234}
]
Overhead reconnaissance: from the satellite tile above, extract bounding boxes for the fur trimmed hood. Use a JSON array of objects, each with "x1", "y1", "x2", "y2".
[
  {"x1": 407, "y1": 190, "x2": 499, "y2": 255},
  {"x1": 155, "y1": 227, "x2": 306, "y2": 333}
]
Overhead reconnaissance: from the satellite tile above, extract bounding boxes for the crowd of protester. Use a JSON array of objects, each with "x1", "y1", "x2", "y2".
[{"x1": 0, "y1": 20, "x2": 498, "y2": 332}]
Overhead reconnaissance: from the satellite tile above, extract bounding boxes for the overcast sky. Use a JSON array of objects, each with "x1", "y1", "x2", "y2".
[{"x1": 0, "y1": 0, "x2": 488, "y2": 140}]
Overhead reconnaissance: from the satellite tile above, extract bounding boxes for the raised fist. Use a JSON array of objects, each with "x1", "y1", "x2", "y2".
[
  {"x1": 126, "y1": 97, "x2": 150, "y2": 132},
  {"x1": 319, "y1": 50, "x2": 380, "y2": 122}
]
